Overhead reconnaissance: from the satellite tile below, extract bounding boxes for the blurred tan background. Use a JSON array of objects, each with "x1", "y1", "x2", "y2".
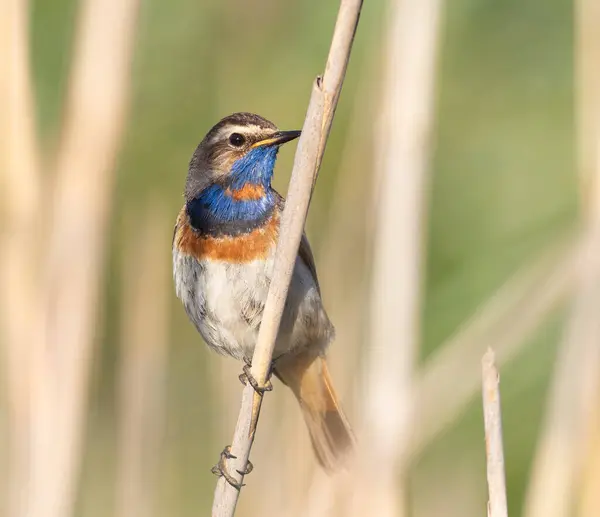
[{"x1": 3, "y1": 0, "x2": 597, "y2": 516}]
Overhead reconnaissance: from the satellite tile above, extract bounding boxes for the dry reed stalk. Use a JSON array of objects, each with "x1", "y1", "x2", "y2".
[
  {"x1": 576, "y1": 0, "x2": 600, "y2": 211},
  {"x1": 579, "y1": 407, "x2": 600, "y2": 517},
  {"x1": 523, "y1": 2, "x2": 600, "y2": 514},
  {"x1": 116, "y1": 202, "x2": 171, "y2": 517},
  {"x1": 576, "y1": 3, "x2": 600, "y2": 515},
  {"x1": 481, "y1": 349, "x2": 508, "y2": 517},
  {"x1": 413, "y1": 233, "x2": 577, "y2": 456},
  {"x1": 25, "y1": 0, "x2": 140, "y2": 515},
  {"x1": 237, "y1": 373, "x2": 290, "y2": 517},
  {"x1": 347, "y1": 1, "x2": 443, "y2": 516},
  {"x1": 211, "y1": 2, "x2": 363, "y2": 515},
  {"x1": 522, "y1": 227, "x2": 600, "y2": 517},
  {"x1": 0, "y1": 1, "x2": 42, "y2": 516}
]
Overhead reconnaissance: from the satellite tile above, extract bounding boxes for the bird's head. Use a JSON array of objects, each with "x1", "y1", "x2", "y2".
[{"x1": 185, "y1": 112, "x2": 301, "y2": 200}]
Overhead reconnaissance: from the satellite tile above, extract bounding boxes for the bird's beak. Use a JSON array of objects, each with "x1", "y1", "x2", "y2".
[{"x1": 251, "y1": 130, "x2": 302, "y2": 148}]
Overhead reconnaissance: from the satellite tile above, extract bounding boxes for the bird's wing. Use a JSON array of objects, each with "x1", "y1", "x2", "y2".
[
  {"x1": 273, "y1": 190, "x2": 321, "y2": 294},
  {"x1": 298, "y1": 233, "x2": 321, "y2": 295}
]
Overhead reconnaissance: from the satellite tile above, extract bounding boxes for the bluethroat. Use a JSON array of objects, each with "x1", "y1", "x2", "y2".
[{"x1": 172, "y1": 112, "x2": 354, "y2": 472}]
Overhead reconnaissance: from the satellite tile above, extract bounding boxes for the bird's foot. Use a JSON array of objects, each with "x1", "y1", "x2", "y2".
[
  {"x1": 211, "y1": 445, "x2": 253, "y2": 491},
  {"x1": 238, "y1": 360, "x2": 273, "y2": 394}
]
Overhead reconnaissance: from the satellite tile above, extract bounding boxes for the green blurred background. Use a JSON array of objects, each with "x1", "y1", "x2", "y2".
[{"x1": 27, "y1": 0, "x2": 576, "y2": 515}]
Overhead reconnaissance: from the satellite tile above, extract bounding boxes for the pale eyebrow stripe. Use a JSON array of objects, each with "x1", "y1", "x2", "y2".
[{"x1": 212, "y1": 124, "x2": 269, "y2": 143}]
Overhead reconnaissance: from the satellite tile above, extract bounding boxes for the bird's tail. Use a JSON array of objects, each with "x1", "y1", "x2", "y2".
[{"x1": 275, "y1": 350, "x2": 355, "y2": 473}]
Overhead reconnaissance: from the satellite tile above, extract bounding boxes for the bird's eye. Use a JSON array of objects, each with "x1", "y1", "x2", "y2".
[{"x1": 229, "y1": 133, "x2": 245, "y2": 147}]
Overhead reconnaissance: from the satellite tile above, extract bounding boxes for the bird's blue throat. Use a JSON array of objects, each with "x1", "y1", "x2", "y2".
[{"x1": 187, "y1": 146, "x2": 279, "y2": 236}]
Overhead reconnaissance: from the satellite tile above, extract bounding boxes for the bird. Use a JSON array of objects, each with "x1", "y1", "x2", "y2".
[{"x1": 172, "y1": 112, "x2": 354, "y2": 474}]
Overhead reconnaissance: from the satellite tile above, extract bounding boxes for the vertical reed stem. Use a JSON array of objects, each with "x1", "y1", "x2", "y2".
[
  {"x1": 348, "y1": 0, "x2": 442, "y2": 515},
  {"x1": 211, "y1": 1, "x2": 363, "y2": 515}
]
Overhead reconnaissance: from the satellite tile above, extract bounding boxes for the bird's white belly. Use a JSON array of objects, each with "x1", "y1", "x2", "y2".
[
  {"x1": 199, "y1": 258, "x2": 272, "y2": 359},
  {"x1": 173, "y1": 246, "x2": 334, "y2": 362}
]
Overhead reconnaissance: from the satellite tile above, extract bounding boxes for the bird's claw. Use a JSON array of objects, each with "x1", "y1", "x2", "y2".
[
  {"x1": 211, "y1": 446, "x2": 253, "y2": 491},
  {"x1": 239, "y1": 362, "x2": 273, "y2": 394}
]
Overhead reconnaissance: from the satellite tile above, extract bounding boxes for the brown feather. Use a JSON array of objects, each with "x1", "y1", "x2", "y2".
[
  {"x1": 275, "y1": 350, "x2": 354, "y2": 473},
  {"x1": 225, "y1": 184, "x2": 266, "y2": 201},
  {"x1": 173, "y1": 206, "x2": 279, "y2": 262}
]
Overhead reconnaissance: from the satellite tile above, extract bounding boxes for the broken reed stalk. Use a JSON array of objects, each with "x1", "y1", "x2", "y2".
[
  {"x1": 482, "y1": 349, "x2": 509, "y2": 517},
  {"x1": 413, "y1": 232, "x2": 577, "y2": 457},
  {"x1": 211, "y1": 1, "x2": 363, "y2": 516}
]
